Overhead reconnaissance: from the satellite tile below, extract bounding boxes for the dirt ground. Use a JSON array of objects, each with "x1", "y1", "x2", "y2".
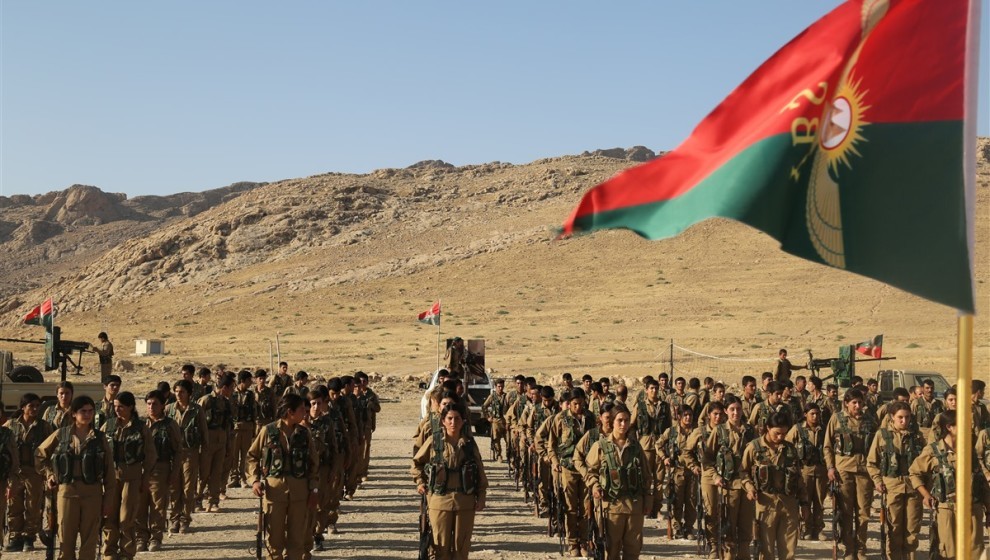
[{"x1": 16, "y1": 396, "x2": 958, "y2": 560}]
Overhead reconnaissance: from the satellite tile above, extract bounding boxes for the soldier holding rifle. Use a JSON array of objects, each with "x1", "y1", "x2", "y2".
[
  {"x1": 785, "y1": 402, "x2": 827, "y2": 541},
  {"x1": 656, "y1": 405, "x2": 696, "y2": 539},
  {"x1": 547, "y1": 388, "x2": 595, "y2": 557},
  {"x1": 704, "y1": 396, "x2": 756, "y2": 560}
]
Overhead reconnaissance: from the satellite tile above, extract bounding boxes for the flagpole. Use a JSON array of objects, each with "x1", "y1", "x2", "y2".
[
  {"x1": 436, "y1": 298, "x2": 442, "y2": 372},
  {"x1": 955, "y1": 314, "x2": 973, "y2": 560}
]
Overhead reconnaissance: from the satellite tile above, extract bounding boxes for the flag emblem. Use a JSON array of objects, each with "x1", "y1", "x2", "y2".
[{"x1": 417, "y1": 301, "x2": 441, "y2": 326}]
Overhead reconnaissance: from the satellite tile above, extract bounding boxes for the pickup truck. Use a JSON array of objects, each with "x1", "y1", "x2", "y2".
[
  {"x1": 0, "y1": 353, "x2": 103, "y2": 417},
  {"x1": 876, "y1": 369, "x2": 950, "y2": 402},
  {"x1": 418, "y1": 368, "x2": 492, "y2": 435}
]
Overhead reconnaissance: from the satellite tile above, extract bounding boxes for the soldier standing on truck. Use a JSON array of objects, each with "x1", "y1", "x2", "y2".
[
  {"x1": 773, "y1": 349, "x2": 805, "y2": 384},
  {"x1": 444, "y1": 337, "x2": 466, "y2": 377},
  {"x1": 89, "y1": 332, "x2": 114, "y2": 382}
]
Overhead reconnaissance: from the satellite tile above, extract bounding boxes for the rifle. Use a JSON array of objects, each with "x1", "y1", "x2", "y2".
[
  {"x1": 663, "y1": 468, "x2": 674, "y2": 539},
  {"x1": 927, "y1": 499, "x2": 939, "y2": 560},
  {"x1": 40, "y1": 487, "x2": 57, "y2": 560},
  {"x1": 490, "y1": 433, "x2": 496, "y2": 462},
  {"x1": 830, "y1": 480, "x2": 842, "y2": 560},
  {"x1": 716, "y1": 487, "x2": 725, "y2": 559},
  {"x1": 255, "y1": 493, "x2": 265, "y2": 560},
  {"x1": 522, "y1": 443, "x2": 531, "y2": 504},
  {"x1": 528, "y1": 448, "x2": 540, "y2": 515},
  {"x1": 696, "y1": 475, "x2": 707, "y2": 556},
  {"x1": 554, "y1": 474, "x2": 567, "y2": 555},
  {"x1": 418, "y1": 493, "x2": 433, "y2": 560},
  {"x1": 547, "y1": 472, "x2": 558, "y2": 537},
  {"x1": 879, "y1": 492, "x2": 889, "y2": 560},
  {"x1": 589, "y1": 498, "x2": 607, "y2": 560}
]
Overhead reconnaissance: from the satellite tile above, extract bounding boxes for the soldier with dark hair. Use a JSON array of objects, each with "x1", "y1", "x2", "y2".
[
  {"x1": 773, "y1": 349, "x2": 804, "y2": 384},
  {"x1": 248, "y1": 394, "x2": 320, "y2": 560},
  {"x1": 37, "y1": 396, "x2": 116, "y2": 560},
  {"x1": 911, "y1": 379, "x2": 943, "y2": 442},
  {"x1": 3, "y1": 394, "x2": 36, "y2": 552},
  {"x1": 740, "y1": 376, "x2": 761, "y2": 422},
  {"x1": 705, "y1": 395, "x2": 756, "y2": 560},
  {"x1": 325, "y1": 379, "x2": 352, "y2": 534},
  {"x1": 284, "y1": 371, "x2": 310, "y2": 399},
  {"x1": 785, "y1": 403, "x2": 826, "y2": 540},
  {"x1": 750, "y1": 382, "x2": 785, "y2": 436},
  {"x1": 253, "y1": 369, "x2": 276, "y2": 427},
  {"x1": 98, "y1": 375, "x2": 122, "y2": 429},
  {"x1": 340, "y1": 375, "x2": 363, "y2": 500},
  {"x1": 657, "y1": 405, "x2": 698, "y2": 538},
  {"x1": 524, "y1": 386, "x2": 559, "y2": 517},
  {"x1": 547, "y1": 387, "x2": 595, "y2": 556},
  {"x1": 193, "y1": 367, "x2": 213, "y2": 402},
  {"x1": 90, "y1": 332, "x2": 115, "y2": 382},
  {"x1": 198, "y1": 374, "x2": 234, "y2": 512},
  {"x1": 43, "y1": 381, "x2": 74, "y2": 429},
  {"x1": 268, "y1": 362, "x2": 292, "y2": 400},
  {"x1": 102, "y1": 391, "x2": 157, "y2": 560},
  {"x1": 741, "y1": 411, "x2": 808, "y2": 560},
  {"x1": 166, "y1": 379, "x2": 209, "y2": 534},
  {"x1": 136, "y1": 390, "x2": 181, "y2": 552},
  {"x1": 483, "y1": 379, "x2": 509, "y2": 461},
  {"x1": 229, "y1": 370, "x2": 260, "y2": 488}
]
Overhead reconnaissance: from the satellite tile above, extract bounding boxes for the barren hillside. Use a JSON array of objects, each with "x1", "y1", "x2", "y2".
[{"x1": 0, "y1": 143, "x2": 986, "y2": 382}]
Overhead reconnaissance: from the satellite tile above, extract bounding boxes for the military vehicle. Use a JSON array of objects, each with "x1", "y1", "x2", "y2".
[{"x1": 419, "y1": 338, "x2": 492, "y2": 433}]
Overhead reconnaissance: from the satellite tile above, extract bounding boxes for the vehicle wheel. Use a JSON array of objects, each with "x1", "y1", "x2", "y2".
[{"x1": 8, "y1": 365, "x2": 43, "y2": 383}]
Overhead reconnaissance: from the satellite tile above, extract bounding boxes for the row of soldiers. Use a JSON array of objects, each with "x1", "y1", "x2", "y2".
[
  {"x1": 0, "y1": 364, "x2": 380, "y2": 560},
  {"x1": 483, "y1": 371, "x2": 990, "y2": 560}
]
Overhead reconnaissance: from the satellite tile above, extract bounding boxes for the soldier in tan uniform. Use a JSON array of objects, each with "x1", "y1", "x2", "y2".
[
  {"x1": 43, "y1": 382, "x2": 75, "y2": 430},
  {"x1": 740, "y1": 411, "x2": 809, "y2": 560},
  {"x1": 97, "y1": 375, "x2": 122, "y2": 429},
  {"x1": 910, "y1": 412, "x2": 986, "y2": 560},
  {"x1": 656, "y1": 405, "x2": 697, "y2": 538},
  {"x1": 248, "y1": 393, "x2": 320, "y2": 560},
  {"x1": 739, "y1": 376, "x2": 761, "y2": 425},
  {"x1": 306, "y1": 387, "x2": 339, "y2": 551},
  {"x1": 198, "y1": 374, "x2": 234, "y2": 512},
  {"x1": 823, "y1": 388, "x2": 876, "y2": 560},
  {"x1": 137, "y1": 390, "x2": 182, "y2": 552},
  {"x1": 866, "y1": 401, "x2": 925, "y2": 560},
  {"x1": 5, "y1": 393, "x2": 49, "y2": 552},
  {"x1": 412, "y1": 404, "x2": 488, "y2": 560},
  {"x1": 90, "y1": 332, "x2": 114, "y2": 383},
  {"x1": 911, "y1": 379, "x2": 944, "y2": 442},
  {"x1": 875, "y1": 388, "x2": 911, "y2": 430},
  {"x1": 631, "y1": 379, "x2": 670, "y2": 519},
  {"x1": 268, "y1": 362, "x2": 292, "y2": 402},
  {"x1": 785, "y1": 402, "x2": 826, "y2": 540},
  {"x1": 253, "y1": 370, "x2": 277, "y2": 428},
  {"x1": 547, "y1": 388, "x2": 595, "y2": 557},
  {"x1": 482, "y1": 379, "x2": 509, "y2": 461},
  {"x1": 704, "y1": 396, "x2": 756, "y2": 560},
  {"x1": 166, "y1": 379, "x2": 209, "y2": 533},
  {"x1": 229, "y1": 370, "x2": 260, "y2": 488},
  {"x1": 523, "y1": 386, "x2": 558, "y2": 517},
  {"x1": 37, "y1": 396, "x2": 117, "y2": 560},
  {"x1": 325, "y1": 378, "x2": 353, "y2": 534},
  {"x1": 772, "y1": 349, "x2": 804, "y2": 384},
  {"x1": 684, "y1": 401, "x2": 724, "y2": 558},
  {"x1": 354, "y1": 372, "x2": 381, "y2": 483},
  {"x1": 749, "y1": 382, "x2": 785, "y2": 436},
  {"x1": 697, "y1": 384, "x2": 726, "y2": 427},
  {"x1": 102, "y1": 391, "x2": 158, "y2": 560},
  {"x1": 583, "y1": 403, "x2": 653, "y2": 560},
  {"x1": 667, "y1": 378, "x2": 688, "y2": 424},
  {"x1": 0, "y1": 415, "x2": 21, "y2": 555}
]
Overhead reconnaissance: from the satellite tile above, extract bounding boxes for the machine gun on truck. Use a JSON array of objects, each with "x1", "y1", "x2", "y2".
[{"x1": 806, "y1": 344, "x2": 896, "y2": 388}]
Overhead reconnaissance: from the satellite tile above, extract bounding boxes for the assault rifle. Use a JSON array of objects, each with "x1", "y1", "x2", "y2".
[
  {"x1": 418, "y1": 493, "x2": 433, "y2": 560},
  {"x1": 507, "y1": 436, "x2": 518, "y2": 481},
  {"x1": 928, "y1": 499, "x2": 939, "y2": 560},
  {"x1": 522, "y1": 444, "x2": 531, "y2": 504},
  {"x1": 830, "y1": 480, "x2": 841, "y2": 560},
  {"x1": 554, "y1": 475, "x2": 566, "y2": 554},
  {"x1": 255, "y1": 493, "x2": 265, "y2": 560},
  {"x1": 879, "y1": 493, "x2": 889, "y2": 560},
  {"x1": 40, "y1": 487, "x2": 57, "y2": 560},
  {"x1": 489, "y1": 434, "x2": 497, "y2": 462},
  {"x1": 547, "y1": 473, "x2": 558, "y2": 537},
  {"x1": 528, "y1": 448, "x2": 540, "y2": 514},
  {"x1": 663, "y1": 468, "x2": 674, "y2": 539},
  {"x1": 588, "y1": 499, "x2": 606, "y2": 560},
  {"x1": 695, "y1": 476, "x2": 707, "y2": 556}
]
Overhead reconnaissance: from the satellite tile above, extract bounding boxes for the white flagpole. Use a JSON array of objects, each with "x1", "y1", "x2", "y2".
[{"x1": 436, "y1": 299, "x2": 442, "y2": 372}]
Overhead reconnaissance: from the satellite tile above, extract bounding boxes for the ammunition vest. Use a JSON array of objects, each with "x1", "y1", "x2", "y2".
[
  {"x1": 203, "y1": 394, "x2": 230, "y2": 430},
  {"x1": 0, "y1": 428, "x2": 13, "y2": 481},
  {"x1": 486, "y1": 394, "x2": 505, "y2": 420},
  {"x1": 149, "y1": 418, "x2": 176, "y2": 463},
  {"x1": 751, "y1": 438, "x2": 799, "y2": 495},
  {"x1": 356, "y1": 393, "x2": 372, "y2": 427},
  {"x1": 271, "y1": 375, "x2": 291, "y2": 401},
  {"x1": 9, "y1": 419, "x2": 48, "y2": 468},
  {"x1": 255, "y1": 387, "x2": 276, "y2": 421},
  {"x1": 168, "y1": 403, "x2": 204, "y2": 450},
  {"x1": 327, "y1": 405, "x2": 347, "y2": 453},
  {"x1": 52, "y1": 427, "x2": 106, "y2": 484},
  {"x1": 754, "y1": 402, "x2": 779, "y2": 432},
  {"x1": 636, "y1": 398, "x2": 670, "y2": 438},
  {"x1": 261, "y1": 423, "x2": 310, "y2": 479},
  {"x1": 715, "y1": 424, "x2": 755, "y2": 482},
  {"x1": 930, "y1": 442, "x2": 956, "y2": 503},
  {"x1": 833, "y1": 411, "x2": 876, "y2": 457},
  {"x1": 310, "y1": 414, "x2": 335, "y2": 466},
  {"x1": 532, "y1": 403, "x2": 550, "y2": 433},
  {"x1": 555, "y1": 412, "x2": 589, "y2": 469},
  {"x1": 600, "y1": 437, "x2": 646, "y2": 502},
  {"x1": 104, "y1": 417, "x2": 146, "y2": 467},
  {"x1": 796, "y1": 424, "x2": 824, "y2": 466},
  {"x1": 915, "y1": 398, "x2": 943, "y2": 429},
  {"x1": 43, "y1": 405, "x2": 69, "y2": 429},
  {"x1": 878, "y1": 428, "x2": 924, "y2": 478},
  {"x1": 426, "y1": 432, "x2": 480, "y2": 496},
  {"x1": 233, "y1": 390, "x2": 257, "y2": 423},
  {"x1": 663, "y1": 427, "x2": 684, "y2": 468}
]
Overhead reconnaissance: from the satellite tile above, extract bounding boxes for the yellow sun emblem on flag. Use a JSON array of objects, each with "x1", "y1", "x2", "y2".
[{"x1": 806, "y1": 0, "x2": 886, "y2": 270}]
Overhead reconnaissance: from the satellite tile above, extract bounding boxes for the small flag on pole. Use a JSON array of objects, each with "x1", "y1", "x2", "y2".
[
  {"x1": 23, "y1": 298, "x2": 57, "y2": 328},
  {"x1": 854, "y1": 334, "x2": 883, "y2": 359},
  {"x1": 417, "y1": 301, "x2": 441, "y2": 326}
]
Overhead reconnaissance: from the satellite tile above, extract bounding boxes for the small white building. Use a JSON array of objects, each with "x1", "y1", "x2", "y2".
[{"x1": 135, "y1": 339, "x2": 165, "y2": 356}]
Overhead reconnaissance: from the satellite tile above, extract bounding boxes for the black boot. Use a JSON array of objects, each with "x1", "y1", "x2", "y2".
[{"x1": 5, "y1": 537, "x2": 23, "y2": 552}]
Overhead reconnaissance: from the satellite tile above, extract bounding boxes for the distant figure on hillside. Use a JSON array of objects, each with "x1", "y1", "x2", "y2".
[
  {"x1": 90, "y1": 332, "x2": 114, "y2": 382},
  {"x1": 773, "y1": 348, "x2": 804, "y2": 383}
]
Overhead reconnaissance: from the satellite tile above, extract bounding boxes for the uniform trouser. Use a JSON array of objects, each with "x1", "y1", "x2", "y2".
[
  {"x1": 221, "y1": 429, "x2": 236, "y2": 490},
  {"x1": 103, "y1": 476, "x2": 141, "y2": 560},
  {"x1": 169, "y1": 449, "x2": 199, "y2": 525},
  {"x1": 835, "y1": 470, "x2": 874, "y2": 559},
  {"x1": 345, "y1": 437, "x2": 364, "y2": 494},
  {"x1": 429, "y1": 505, "x2": 475, "y2": 560},
  {"x1": 358, "y1": 428, "x2": 373, "y2": 479},
  {"x1": 643, "y1": 449, "x2": 659, "y2": 517},
  {"x1": 561, "y1": 468, "x2": 587, "y2": 550},
  {"x1": 537, "y1": 458, "x2": 552, "y2": 512},
  {"x1": 934, "y1": 502, "x2": 985, "y2": 560},
  {"x1": 755, "y1": 493, "x2": 799, "y2": 560},
  {"x1": 311, "y1": 465, "x2": 330, "y2": 536},
  {"x1": 57, "y1": 482, "x2": 104, "y2": 560},
  {"x1": 490, "y1": 421, "x2": 506, "y2": 457},
  {"x1": 882, "y1": 488, "x2": 922, "y2": 558},
  {"x1": 199, "y1": 430, "x2": 227, "y2": 506},
  {"x1": 701, "y1": 480, "x2": 718, "y2": 553},
  {"x1": 137, "y1": 463, "x2": 170, "y2": 544},
  {"x1": 670, "y1": 467, "x2": 697, "y2": 533},
  {"x1": 8, "y1": 468, "x2": 44, "y2": 540},
  {"x1": 325, "y1": 459, "x2": 345, "y2": 527},
  {"x1": 228, "y1": 425, "x2": 255, "y2": 485},
  {"x1": 0, "y1": 483, "x2": 6, "y2": 553},
  {"x1": 603, "y1": 508, "x2": 644, "y2": 560},
  {"x1": 800, "y1": 469, "x2": 827, "y2": 535},
  {"x1": 263, "y1": 476, "x2": 309, "y2": 560},
  {"x1": 716, "y1": 487, "x2": 754, "y2": 560}
]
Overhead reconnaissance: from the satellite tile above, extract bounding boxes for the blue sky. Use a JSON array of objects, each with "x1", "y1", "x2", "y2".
[{"x1": 2, "y1": 1, "x2": 988, "y2": 197}]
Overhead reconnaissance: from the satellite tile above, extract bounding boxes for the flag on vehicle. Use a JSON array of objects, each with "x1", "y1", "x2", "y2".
[
  {"x1": 854, "y1": 334, "x2": 883, "y2": 359},
  {"x1": 561, "y1": 0, "x2": 977, "y2": 313},
  {"x1": 23, "y1": 298, "x2": 57, "y2": 328},
  {"x1": 417, "y1": 301, "x2": 441, "y2": 326}
]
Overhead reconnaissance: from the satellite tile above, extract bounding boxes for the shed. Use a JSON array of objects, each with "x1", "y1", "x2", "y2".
[{"x1": 135, "y1": 339, "x2": 165, "y2": 356}]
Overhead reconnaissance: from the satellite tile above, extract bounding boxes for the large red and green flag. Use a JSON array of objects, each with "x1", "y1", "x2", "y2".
[
  {"x1": 562, "y1": 0, "x2": 979, "y2": 313},
  {"x1": 22, "y1": 298, "x2": 56, "y2": 328},
  {"x1": 417, "y1": 300, "x2": 441, "y2": 326}
]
